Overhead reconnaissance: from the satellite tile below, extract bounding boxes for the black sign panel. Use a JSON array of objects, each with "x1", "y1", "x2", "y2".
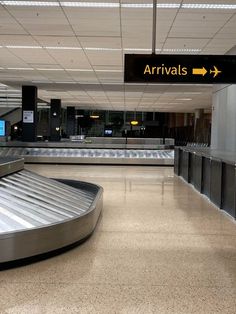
[{"x1": 124, "y1": 54, "x2": 236, "y2": 84}]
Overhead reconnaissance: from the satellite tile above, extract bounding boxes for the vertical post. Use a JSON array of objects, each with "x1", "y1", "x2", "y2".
[
  {"x1": 152, "y1": 0, "x2": 157, "y2": 54},
  {"x1": 50, "y1": 99, "x2": 61, "y2": 141},
  {"x1": 66, "y1": 106, "x2": 76, "y2": 137},
  {"x1": 22, "y1": 85, "x2": 37, "y2": 142}
]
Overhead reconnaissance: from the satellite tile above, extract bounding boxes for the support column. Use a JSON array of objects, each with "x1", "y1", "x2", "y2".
[
  {"x1": 211, "y1": 45, "x2": 236, "y2": 151},
  {"x1": 66, "y1": 106, "x2": 76, "y2": 137},
  {"x1": 211, "y1": 85, "x2": 236, "y2": 151},
  {"x1": 194, "y1": 109, "x2": 204, "y2": 142},
  {"x1": 22, "y1": 86, "x2": 37, "y2": 142},
  {"x1": 50, "y1": 99, "x2": 61, "y2": 141}
]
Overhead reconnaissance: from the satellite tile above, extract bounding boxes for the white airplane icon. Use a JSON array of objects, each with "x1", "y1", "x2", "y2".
[{"x1": 210, "y1": 66, "x2": 222, "y2": 78}]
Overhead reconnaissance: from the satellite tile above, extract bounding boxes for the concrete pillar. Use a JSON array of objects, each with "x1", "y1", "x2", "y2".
[
  {"x1": 194, "y1": 109, "x2": 204, "y2": 142},
  {"x1": 50, "y1": 99, "x2": 61, "y2": 141},
  {"x1": 211, "y1": 45, "x2": 236, "y2": 151},
  {"x1": 211, "y1": 84, "x2": 236, "y2": 151},
  {"x1": 22, "y1": 85, "x2": 37, "y2": 142}
]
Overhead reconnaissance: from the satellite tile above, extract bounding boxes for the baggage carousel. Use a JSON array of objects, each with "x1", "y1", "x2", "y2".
[
  {"x1": 0, "y1": 147, "x2": 174, "y2": 165},
  {"x1": 0, "y1": 157, "x2": 103, "y2": 265}
]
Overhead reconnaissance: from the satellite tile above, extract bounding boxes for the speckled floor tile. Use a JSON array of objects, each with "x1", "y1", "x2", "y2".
[
  {"x1": 1, "y1": 165, "x2": 235, "y2": 313},
  {"x1": 0, "y1": 283, "x2": 235, "y2": 314}
]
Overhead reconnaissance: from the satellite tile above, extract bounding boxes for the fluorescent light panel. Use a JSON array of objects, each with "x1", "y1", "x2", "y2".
[
  {"x1": 61, "y1": 2, "x2": 119, "y2": 8},
  {"x1": 1, "y1": 45, "x2": 202, "y2": 53},
  {"x1": 6, "y1": 45, "x2": 42, "y2": 49},
  {"x1": 0, "y1": 1, "x2": 235, "y2": 10},
  {"x1": 45, "y1": 46, "x2": 82, "y2": 50},
  {"x1": 0, "y1": 1, "x2": 59, "y2": 6},
  {"x1": 7, "y1": 67, "x2": 34, "y2": 70},
  {"x1": 182, "y1": 4, "x2": 236, "y2": 9},
  {"x1": 1, "y1": 67, "x2": 122, "y2": 72}
]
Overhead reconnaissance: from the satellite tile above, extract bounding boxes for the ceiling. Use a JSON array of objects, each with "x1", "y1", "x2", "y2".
[{"x1": 0, "y1": 0, "x2": 236, "y2": 113}]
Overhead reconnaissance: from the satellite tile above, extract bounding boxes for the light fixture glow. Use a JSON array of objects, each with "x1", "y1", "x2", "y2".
[
  {"x1": 130, "y1": 120, "x2": 138, "y2": 126},
  {"x1": 1, "y1": 45, "x2": 202, "y2": 53},
  {"x1": 124, "y1": 48, "x2": 151, "y2": 51},
  {"x1": 96, "y1": 69, "x2": 122, "y2": 72},
  {"x1": 65, "y1": 68, "x2": 93, "y2": 72},
  {"x1": 84, "y1": 47, "x2": 121, "y2": 51},
  {"x1": 90, "y1": 114, "x2": 100, "y2": 119},
  {"x1": 122, "y1": 3, "x2": 179, "y2": 9},
  {"x1": 0, "y1": 1, "x2": 235, "y2": 10},
  {"x1": 163, "y1": 48, "x2": 201, "y2": 52},
  {"x1": 0, "y1": 1, "x2": 59, "y2": 6},
  {"x1": 36, "y1": 68, "x2": 64, "y2": 71},
  {"x1": 6, "y1": 45, "x2": 42, "y2": 49},
  {"x1": 176, "y1": 98, "x2": 192, "y2": 101},
  {"x1": 60, "y1": 2, "x2": 119, "y2": 8},
  {"x1": 45, "y1": 46, "x2": 82, "y2": 50},
  {"x1": 182, "y1": 4, "x2": 236, "y2": 9},
  {"x1": 7, "y1": 67, "x2": 34, "y2": 70}
]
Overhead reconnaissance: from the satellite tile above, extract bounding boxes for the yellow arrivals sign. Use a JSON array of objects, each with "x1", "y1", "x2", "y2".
[{"x1": 124, "y1": 54, "x2": 236, "y2": 84}]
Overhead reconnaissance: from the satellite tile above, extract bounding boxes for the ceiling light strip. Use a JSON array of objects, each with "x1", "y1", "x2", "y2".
[
  {"x1": 45, "y1": 46, "x2": 82, "y2": 50},
  {"x1": 7, "y1": 67, "x2": 34, "y2": 70},
  {"x1": 122, "y1": 3, "x2": 179, "y2": 8},
  {"x1": 182, "y1": 4, "x2": 236, "y2": 9},
  {"x1": 0, "y1": 2, "x2": 235, "y2": 10},
  {"x1": 60, "y1": 2, "x2": 119, "y2": 8},
  {"x1": 0, "y1": 1, "x2": 60, "y2": 6},
  {"x1": 1, "y1": 45, "x2": 202, "y2": 52},
  {"x1": 6, "y1": 45, "x2": 42, "y2": 49}
]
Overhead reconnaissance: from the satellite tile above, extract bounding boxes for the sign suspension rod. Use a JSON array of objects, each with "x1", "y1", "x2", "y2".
[{"x1": 152, "y1": 0, "x2": 157, "y2": 54}]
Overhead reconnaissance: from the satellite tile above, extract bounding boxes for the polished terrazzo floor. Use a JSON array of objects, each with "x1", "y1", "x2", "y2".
[{"x1": 0, "y1": 165, "x2": 236, "y2": 314}]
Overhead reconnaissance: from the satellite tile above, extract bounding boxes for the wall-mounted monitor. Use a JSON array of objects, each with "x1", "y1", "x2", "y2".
[
  {"x1": 0, "y1": 120, "x2": 6, "y2": 137},
  {"x1": 104, "y1": 129, "x2": 112, "y2": 137}
]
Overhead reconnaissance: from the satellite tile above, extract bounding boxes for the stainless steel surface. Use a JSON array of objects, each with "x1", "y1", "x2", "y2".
[
  {"x1": 0, "y1": 169, "x2": 103, "y2": 263},
  {"x1": 0, "y1": 138, "x2": 174, "y2": 150},
  {"x1": 0, "y1": 148, "x2": 174, "y2": 165},
  {"x1": 180, "y1": 147, "x2": 236, "y2": 165},
  {"x1": 0, "y1": 157, "x2": 24, "y2": 178}
]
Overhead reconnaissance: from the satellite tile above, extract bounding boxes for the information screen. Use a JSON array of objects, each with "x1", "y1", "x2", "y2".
[
  {"x1": 104, "y1": 129, "x2": 112, "y2": 136},
  {"x1": 0, "y1": 120, "x2": 6, "y2": 136}
]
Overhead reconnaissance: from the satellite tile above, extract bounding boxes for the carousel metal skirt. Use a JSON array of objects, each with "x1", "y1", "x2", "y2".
[{"x1": 0, "y1": 158, "x2": 103, "y2": 265}]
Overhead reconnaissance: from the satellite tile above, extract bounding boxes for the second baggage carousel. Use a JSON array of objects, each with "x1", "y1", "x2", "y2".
[{"x1": 0, "y1": 147, "x2": 174, "y2": 165}]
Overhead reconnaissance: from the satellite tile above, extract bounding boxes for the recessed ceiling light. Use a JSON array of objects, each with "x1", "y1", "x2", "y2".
[
  {"x1": 1, "y1": 45, "x2": 202, "y2": 53},
  {"x1": 0, "y1": 2, "x2": 235, "y2": 10},
  {"x1": 163, "y1": 48, "x2": 201, "y2": 52},
  {"x1": 176, "y1": 98, "x2": 192, "y2": 101},
  {"x1": 96, "y1": 69, "x2": 122, "y2": 72},
  {"x1": 122, "y1": 3, "x2": 179, "y2": 9},
  {"x1": 45, "y1": 46, "x2": 82, "y2": 50},
  {"x1": 36, "y1": 68, "x2": 64, "y2": 71},
  {"x1": 65, "y1": 68, "x2": 93, "y2": 72},
  {"x1": 7, "y1": 67, "x2": 34, "y2": 70},
  {"x1": 6, "y1": 45, "x2": 42, "y2": 49},
  {"x1": 124, "y1": 48, "x2": 151, "y2": 51},
  {"x1": 182, "y1": 4, "x2": 236, "y2": 9},
  {"x1": 84, "y1": 47, "x2": 121, "y2": 51},
  {"x1": 0, "y1": 1, "x2": 59, "y2": 6},
  {"x1": 61, "y1": 2, "x2": 119, "y2": 8}
]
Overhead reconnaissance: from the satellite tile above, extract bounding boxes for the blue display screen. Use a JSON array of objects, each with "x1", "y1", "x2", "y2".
[
  {"x1": 104, "y1": 129, "x2": 112, "y2": 135},
  {"x1": 0, "y1": 120, "x2": 6, "y2": 136}
]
